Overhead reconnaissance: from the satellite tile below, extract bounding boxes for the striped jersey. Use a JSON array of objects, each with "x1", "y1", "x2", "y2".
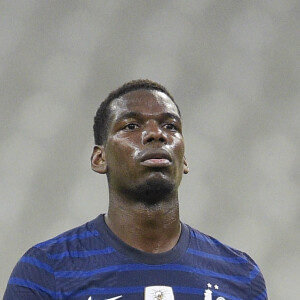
[{"x1": 4, "y1": 214, "x2": 268, "y2": 300}]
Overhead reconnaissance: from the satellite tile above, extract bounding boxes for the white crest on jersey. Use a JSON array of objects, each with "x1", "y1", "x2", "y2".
[{"x1": 144, "y1": 286, "x2": 175, "y2": 300}]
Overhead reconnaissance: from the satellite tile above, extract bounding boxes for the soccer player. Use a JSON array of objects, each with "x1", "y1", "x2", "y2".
[{"x1": 4, "y1": 80, "x2": 268, "y2": 299}]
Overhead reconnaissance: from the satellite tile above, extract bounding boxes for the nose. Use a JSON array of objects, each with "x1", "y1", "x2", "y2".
[{"x1": 142, "y1": 121, "x2": 167, "y2": 144}]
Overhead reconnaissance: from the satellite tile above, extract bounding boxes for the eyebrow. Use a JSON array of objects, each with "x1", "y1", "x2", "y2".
[{"x1": 114, "y1": 111, "x2": 181, "y2": 124}]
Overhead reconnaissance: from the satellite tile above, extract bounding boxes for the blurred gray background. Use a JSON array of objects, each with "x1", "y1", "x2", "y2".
[{"x1": 1, "y1": 1, "x2": 299, "y2": 298}]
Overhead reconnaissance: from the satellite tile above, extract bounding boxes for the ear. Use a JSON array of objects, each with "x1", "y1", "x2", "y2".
[
  {"x1": 183, "y1": 156, "x2": 189, "y2": 174},
  {"x1": 91, "y1": 145, "x2": 107, "y2": 174}
]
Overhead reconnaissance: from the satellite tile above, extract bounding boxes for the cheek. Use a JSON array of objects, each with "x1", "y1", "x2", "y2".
[
  {"x1": 171, "y1": 137, "x2": 185, "y2": 156},
  {"x1": 107, "y1": 138, "x2": 139, "y2": 165}
]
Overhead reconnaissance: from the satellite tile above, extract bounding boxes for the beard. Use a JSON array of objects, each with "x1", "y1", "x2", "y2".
[{"x1": 126, "y1": 176, "x2": 176, "y2": 206}]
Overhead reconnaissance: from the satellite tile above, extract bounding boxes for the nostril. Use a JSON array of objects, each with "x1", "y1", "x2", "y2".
[{"x1": 159, "y1": 137, "x2": 165, "y2": 143}]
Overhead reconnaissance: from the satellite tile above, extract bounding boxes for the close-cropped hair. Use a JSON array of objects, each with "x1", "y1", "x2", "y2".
[{"x1": 93, "y1": 79, "x2": 180, "y2": 145}]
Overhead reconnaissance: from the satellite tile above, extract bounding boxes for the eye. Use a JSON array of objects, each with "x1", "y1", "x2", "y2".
[
  {"x1": 164, "y1": 123, "x2": 177, "y2": 131},
  {"x1": 123, "y1": 123, "x2": 139, "y2": 130}
]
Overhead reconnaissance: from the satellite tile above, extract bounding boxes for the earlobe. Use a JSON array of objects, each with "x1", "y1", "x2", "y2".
[
  {"x1": 183, "y1": 156, "x2": 189, "y2": 174},
  {"x1": 91, "y1": 145, "x2": 107, "y2": 174}
]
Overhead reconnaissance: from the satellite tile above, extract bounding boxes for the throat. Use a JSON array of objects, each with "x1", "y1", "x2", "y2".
[{"x1": 105, "y1": 200, "x2": 181, "y2": 253}]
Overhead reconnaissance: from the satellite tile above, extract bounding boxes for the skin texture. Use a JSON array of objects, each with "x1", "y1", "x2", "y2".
[{"x1": 91, "y1": 89, "x2": 189, "y2": 253}]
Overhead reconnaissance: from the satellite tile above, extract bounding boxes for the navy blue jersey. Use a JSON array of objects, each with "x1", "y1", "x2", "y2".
[{"x1": 4, "y1": 214, "x2": 267, "y2": 300}]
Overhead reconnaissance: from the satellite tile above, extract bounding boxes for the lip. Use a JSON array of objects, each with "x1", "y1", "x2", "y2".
[
  {"x1": 141, "y1": 158, "x2": 171, "y2": 167},
  {"x1": 138, "y1": 149, "x2": 172, "y2": 167}
]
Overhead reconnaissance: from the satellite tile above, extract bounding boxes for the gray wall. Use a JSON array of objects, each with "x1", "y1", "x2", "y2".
[{"x1": 1, "y1": 1, "x2": 299, "y2": 298}]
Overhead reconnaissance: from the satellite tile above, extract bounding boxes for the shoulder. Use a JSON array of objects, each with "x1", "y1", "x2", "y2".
[
  {"x1": 4, "y1": 215, "x2": 105, "y2": 299},
  {"x1": 186, "y1": 224, "x2": 268, "y2": 298},
  {"x1": 33, "y1": 215, "x2": 101, "y2": 255},
  {"x1": 14, "y1": 215, "x2": 104, "y2": 275},
  {"x1": 187, "y1": 224, "x2": 254, "y2": 264},
  {"x1": 12, "y1": 215, "x2": 102, "y2": 267}
]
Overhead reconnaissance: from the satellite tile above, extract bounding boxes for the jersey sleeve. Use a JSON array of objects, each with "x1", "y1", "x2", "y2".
[
  {"x1": 3, "y1": 247, "x2": 56, "y2": 300},
  {"x1": 244, "y1": 252, "x2": 268, "y2": 300}
]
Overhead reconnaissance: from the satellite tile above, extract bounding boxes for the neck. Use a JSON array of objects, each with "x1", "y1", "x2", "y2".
[{"x1": 105, "y1": 190, "x2": 181, "y2": 253}]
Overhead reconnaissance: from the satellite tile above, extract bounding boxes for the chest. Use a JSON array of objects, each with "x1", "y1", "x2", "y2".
[{"x1": 55, "y1": 263, "x2": 249, "y2": 300}]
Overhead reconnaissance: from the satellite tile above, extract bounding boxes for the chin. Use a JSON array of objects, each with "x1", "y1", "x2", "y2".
[{"x1": 132, "y1": 176, "x2": 175, "y2": 205}]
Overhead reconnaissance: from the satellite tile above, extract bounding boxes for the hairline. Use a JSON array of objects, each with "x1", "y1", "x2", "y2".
[{"x1": 110, "y1": 87, "x2": 179, "y2": 109}]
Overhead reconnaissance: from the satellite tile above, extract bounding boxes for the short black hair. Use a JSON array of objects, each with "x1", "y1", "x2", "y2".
[{"x1": 93, "y1": 79, "x2": 180, "y2": 145}]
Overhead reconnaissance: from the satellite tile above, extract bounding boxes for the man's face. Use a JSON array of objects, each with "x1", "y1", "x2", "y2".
[{"x1": 93, "y1": 89, "x2": 188, "y2": 202}]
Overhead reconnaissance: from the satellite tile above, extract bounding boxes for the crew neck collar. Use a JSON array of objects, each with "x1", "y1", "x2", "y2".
[{"x1": 94, "y1": 214, "x2": 190, "y2": 265}]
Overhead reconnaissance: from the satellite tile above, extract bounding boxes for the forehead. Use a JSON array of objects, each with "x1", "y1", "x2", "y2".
[{"x1": 109, "y1": 89, "x2": 180, "y2": 119}]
